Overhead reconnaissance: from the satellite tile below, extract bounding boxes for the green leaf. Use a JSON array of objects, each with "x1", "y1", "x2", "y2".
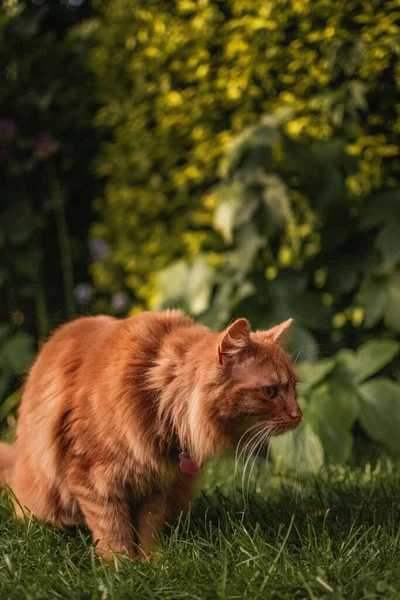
[
  {"x1": 304, "y1": 381, "x2": 359, "y2": 462},
  {"x1": 154, "y1": 260, "x2": 190, "y2": 307},
  {"x1": 356, "y1": 276, "x2": 388, "y2": 328},
  {"x1": 0, "y1": 389, "x2": 21, "y2": 423},
  {"x1": 0, "y1": 374, "x2": 11, "y2": 401},
  {"x1": 154, "y1": 256, "x2": 214, "y2": 316},
  {"x1": 356, "y1": 273, "x2": 400, "y2": 332},
  {"x1": 296, "y1": 358, "x2": 335, "y2": 396},
  {"x1": 262, "y1": 174, "x2": 292, "y2": 225},
  {"x1": 0, "y1": 332, "x2": 35, "y2": 374},
  {"x1": 351, "y1": 340, "x2": 399, "y2": 383},
  {"x1": 214, "y1": 189, "x2": 238, "y2": 244},
  {"x1": 377, "y1": 221, "x2": 400, "y2": 269},
  {"x1": 186, "y1": 257, "x2": 214, "y2": 315},
  {"x1": 269, "y1": 422, "x2": 324, "y2": 474},
  {"x1": 358, "y1": 379, "x2": 400, "y2": 454},
  {"x1": 385, "y1": 273, "x2": 400, "y2": 332}
]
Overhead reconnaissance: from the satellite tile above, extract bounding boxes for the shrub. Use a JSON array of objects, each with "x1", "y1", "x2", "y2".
[
  {"x1": 89, "y1": 0, "x2": 400, "y2": 463},
  {"x1": 90, "y1": 0, "x2": 400, "y2": 309},
  {"x1": 155, "y1": 112, "x2": 400, "y2": 465},
  {"x1": 155, "y1": 112, "x2": 400, "y2": 355}
]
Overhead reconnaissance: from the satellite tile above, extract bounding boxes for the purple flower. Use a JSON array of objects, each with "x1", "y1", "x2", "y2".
[
  {"x1": 74, "y1": 283, "x2": 94, "y2": 306},
  {"x1": 0, "y1": 119, "x2": 16, "y2": 141},
  {"x1": 90, "y1": 238, "x2": 109, "y2": 260},
  {"x1": 33, "y1": 132, "x2": 60, "y2": 160},
  {"x1": 111, "y1": 292, "x2": 130, "y2": 313}
]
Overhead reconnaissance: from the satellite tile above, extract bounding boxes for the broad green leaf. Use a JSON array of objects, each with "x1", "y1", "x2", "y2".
[
  {"x1": 296, "y1": 358, "x2": 335, "y2": 396},
  {"x1": 358, "y1": 379, "x2": 400, "y2": 454},
  {"x1": 356, "y1": 276, "x2": 388, "y2": 328},
  {"x1": 214, "y1": 194, "x2": 237, "y2": 244},
  {"x1": 262, "y1": 174, "x2": 292, "y2": 225},
  {"x1": 187, "y1": 257, "x2": 214, "y2": 315},
  {"x1": 153, "y1": 256, "x2": 214, "y2": 315},
  {"x1": 0, "y1": 332, "x2": 35, "y2": 374},
  {"x1": 305, "y1": 382, "x2": 359, "y2": 462},
  {"x1": 0, "y1": 389, "x2": 21, "y2": 423},
  {"x1": 377, "y1": 221, "x2": 400, "y2": 269},
  {"x1": 0, "y1": 374, "x2": 11, "y2": 401},
  {"x1": 385, "y1": 273, "x2": 400, "y2": 332},
  {"x1": 154, "y1": 260, "x2": 189, "y2": 307},
  {"x1": 229, "y1": 223, "x2": 263, "y2": 275},
  {"x1": 269, "y1": 422, "x2": 324, "y2": 474},
  {"x1": 357, "y1": 274, "x2": 400, "y2": 333},
  {"x1": 351, "y1": 340, "x2": 399, "y2": 383}
]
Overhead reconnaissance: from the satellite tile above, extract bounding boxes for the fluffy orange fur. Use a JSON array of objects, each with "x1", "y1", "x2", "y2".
[{"x1": 0, "y1": 310, "x2": 301, "y2": 560}]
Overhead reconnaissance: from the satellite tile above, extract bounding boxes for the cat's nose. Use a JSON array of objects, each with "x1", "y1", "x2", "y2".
[{"x1": 289, "y1": 406, "x2": 302, "y2": 424}]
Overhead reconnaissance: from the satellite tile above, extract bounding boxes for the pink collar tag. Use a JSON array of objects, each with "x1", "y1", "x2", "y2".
[{"x1": 179, "y1": 452, "x2": 202, "y2": 474}]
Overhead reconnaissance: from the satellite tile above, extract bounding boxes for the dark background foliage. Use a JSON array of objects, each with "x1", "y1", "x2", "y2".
[{"x1": 0, "y1": 0, "x2": 99, "y2": 404}]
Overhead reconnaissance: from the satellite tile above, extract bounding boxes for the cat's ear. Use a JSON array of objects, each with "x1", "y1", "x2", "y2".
[
  {"x1": 218, "y1": 318, "x2": 251, "y2": 365},
  {"x1": 257, "y1": 318, "x2": 293, "y2": 345}
]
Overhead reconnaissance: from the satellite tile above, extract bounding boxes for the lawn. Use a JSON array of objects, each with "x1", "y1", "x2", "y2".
[{"x1": 1, "y1": 457, "x2": 400, "y2": 600}]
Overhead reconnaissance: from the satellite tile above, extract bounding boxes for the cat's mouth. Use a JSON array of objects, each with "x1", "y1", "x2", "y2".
[
  {"x1": 247, "y1": 416, "x2": 302, "y2": 436},
  {"x1": 270, "y1": 421, "x2": 300, "y2": 436}
]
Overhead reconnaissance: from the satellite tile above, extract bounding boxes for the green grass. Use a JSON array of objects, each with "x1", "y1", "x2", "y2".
[{"x1": 1, "y1": 458, "x2": 400, "y2": 599}]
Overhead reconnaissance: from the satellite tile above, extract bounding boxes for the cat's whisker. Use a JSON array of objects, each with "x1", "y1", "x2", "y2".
[
  {"x1": 235, "y1": 423, "x2": 266, "y2": 467},
  {"x1": 242, "y1": 431, "x2": 267, "y2": 510},
  {"x1": 234, "y1": 426, "x2": 266, "y2": 504},
  {"x1": 241, "y1": 425, "x2": 270, "y2": 509},
  {"x1": 234, "y1": 423, "x2": 267, "y2": 491},
  {"x1": 245, "y1": 422, "x2": 276, "y2": 503},
  {"x1": 291, "y1": 429, "x2": 302, "y2": 504},
  {"x1": 245, "y1": 426, "x2": 271, "y2": 503},
  {"x1": 244, "y1": 430, "x2": 266, "y2": 500},
  {"x1": 235, "y1": 423, "x2": 268, "y2": 467}
]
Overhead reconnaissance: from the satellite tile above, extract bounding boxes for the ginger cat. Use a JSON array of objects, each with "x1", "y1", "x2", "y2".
[{"x1": 0, "y1": 310, "x2": 301, "y2": 560}]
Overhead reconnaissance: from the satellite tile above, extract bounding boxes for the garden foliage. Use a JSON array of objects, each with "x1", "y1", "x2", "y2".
[
  {"x1": 90, "y1": 0, "x2": 400, "y2": 309},
  {"x1": 0, "y1": 1, "x2": 98, "y2": 405},
  {"x1": 89, "y1": 0, "x2": 400, "y2": 463}
]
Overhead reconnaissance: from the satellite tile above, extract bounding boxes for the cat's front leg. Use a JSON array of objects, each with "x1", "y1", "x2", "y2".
[
  {"x1": 132, "y1": 474, "x2": 197, "y2": 558},
  {"x1": 70, "y1": 480, "x2": 136, "y2": 561},
  {"x1": 165, "y1": 471, "x2": 198, "y2": 524},
  {"x1": 133, "y1": 491, "x2": 167, "y2": 559}
]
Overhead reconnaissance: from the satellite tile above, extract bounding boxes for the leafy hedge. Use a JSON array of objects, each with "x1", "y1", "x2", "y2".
[
  {"x1": 89, "y1": 0, "x2": 400, "y2": 463},
  {"x1": 155, "y1": 111, "x2": 400, "y2": 354},
  {"x1": 90, "y1": 0, "x2": 400, "y2": 309},
  {"x1": 154, "y1": 111, "x2": 400, "y2": 463}
]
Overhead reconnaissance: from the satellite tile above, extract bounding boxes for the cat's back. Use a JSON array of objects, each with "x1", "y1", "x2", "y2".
[
  {"x1": 20, "y1": 310, "x2": 195, "y2": 414},
  {"x1": 20, "y1": 316, "x2": 118, "y2": 417}
]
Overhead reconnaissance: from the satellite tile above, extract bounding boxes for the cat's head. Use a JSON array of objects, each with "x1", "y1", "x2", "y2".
[{"x1": 211, "y1": 317, "x2": 301, "y2": 440}]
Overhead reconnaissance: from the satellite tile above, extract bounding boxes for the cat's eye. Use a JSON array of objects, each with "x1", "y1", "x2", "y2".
[{"x1": 262, "y1": 385, "x2": 279, "y2": 400}]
